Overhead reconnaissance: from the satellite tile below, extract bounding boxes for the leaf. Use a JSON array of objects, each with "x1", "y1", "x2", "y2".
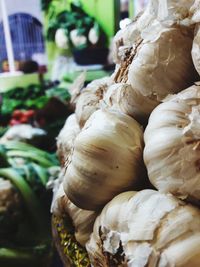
[
  {"x1": 25, "y1": 96, "x2": 49, "y2": 109},
  {"x1": 45, "y1": 87, "x2": 71, "y2": 101}
]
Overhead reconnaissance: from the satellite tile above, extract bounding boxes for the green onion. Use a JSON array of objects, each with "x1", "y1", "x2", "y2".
[
  {"x1": 6, "y1": 151, "x2": 55, "y2": 168},
  {"x1": 31, "y1": 163, "x2": 49, "y2": 186},
  {"x1": 0, "y1": 168, "x2": 49, "y2": 236},
  {"x1": 0, "y1": 245, "x2": 51, "y2": 267},
  {"x1": 3, "y1": 141, "x2": 58, "y2": 165}
]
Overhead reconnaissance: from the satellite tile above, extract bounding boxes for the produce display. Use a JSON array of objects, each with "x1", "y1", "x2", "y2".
[
  {"x1": 144, "y1": 84, "x2": 200, "y2": 203},
  {"x1": 0, "y1": 82, "x2": 67, "y2": 119},
  {"x1": 52, "y1": 215, "x2": 90, "y2": 267},
  {"x1": 0, "y1": 81, "x2": 72, "y2": 149},
  {"x1": 75, "y1": 77, "x2": 112, "y2": 128},
  {"x1": 1, "y1": 124, "x2": 46, "y2": 144},
  {"x1": 192, "y1": 23, "x2": 200, "y2": 75},
  {"x1": 112, "y1": 22, "x2": 198, "y2": 124},
  {"x1": 87, "y1": 190, "x2": 200, "y2": 266},
  {"x1": 52, "y1": 1, "x2": 200, "y2": 267},
  {"x1": 46, "y1": 2, "x2": 106, "y2": 49},
  {"x1": 46, "y1": 2, "x2": 108, "y2": 65},
  {"x1": 51, "y1": 172, "x2": 95, "y2": 266},
  {"x1": 2, "y1": 0, "x2": 200, "y2": 266},
  {"x1": 63, "y1": 109, "x2": 145, "y2": 210},
  {"x1": 57, "y1": 114, "x2": 80, "y2": 166},
  {"x1": 52, "y1": 183, "x2": 98, "y2": 246},
  {"x1": 9, "y1": 109, "x2": 36, "y2": 126},
  {"x1": 102, "y1": 82, "x2": 154, "y2": 122},
  {"x1": 0, "y1": 140, "x2": 59, "y2": 267}
]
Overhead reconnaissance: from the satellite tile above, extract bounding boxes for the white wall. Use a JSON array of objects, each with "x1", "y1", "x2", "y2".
[{"x1": 0, "y1": 0, "x2": 43, "y2": 22}]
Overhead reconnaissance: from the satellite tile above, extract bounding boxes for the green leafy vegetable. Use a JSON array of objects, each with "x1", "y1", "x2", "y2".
[
  {"x1": 46, "y1": 1, "x2": 106, "y2": 49},
  {"x1": 0, "y1": 140, "x2": 59, "y2": 266},
  {"x1": 1, "y1": 82, "x2": 71, "y2": 118},
  {"x1": 0, "y1": 168, "x2": 49, "y2": 234},
  {"x1": 46, "y1": 87, "x2": 71, "y2": 101}
]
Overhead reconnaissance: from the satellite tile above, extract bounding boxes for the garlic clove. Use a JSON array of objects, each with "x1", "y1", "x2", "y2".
[{"x1": 63, "y1": 109, "x2": 145, "y2": 210}]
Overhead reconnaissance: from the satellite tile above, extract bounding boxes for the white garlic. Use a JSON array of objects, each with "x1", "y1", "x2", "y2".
[
  {"x1": 55, "y1": 29, "x2": 69, "y2": 49},
  {"x1": 102, "y1": 83, "x2": 158, "y2": 124},
  {"x1": 87, "y1": 190, "x2": 200, "y2": 267},
  {"x1": 88, "y1": 27, "x2": 99, "y2": 45},
  {"x1": 63, "y1": 109, "x2": 144, "y2": 210},
  {"x1": 75, "y1": 77, "x2": 113, "y2": 127},
  {"x1": 70, "y1": 29, "x2": 87, "y2": 48},
  {"x1": 144, "y1": 84, "x2": 200, "y2": 201},
  {"x1": 192, "y1": 23, "x2": 200, "y2": 75},
  {"x1": 52, "y1": 183, "x2": 97, "y2": 246},
  {"x1": 57, "y1": 114, "x2": 80, "y2": 165}
]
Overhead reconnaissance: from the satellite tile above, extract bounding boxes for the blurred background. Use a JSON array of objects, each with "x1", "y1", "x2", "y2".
[{"x1": 0, "y1": 1, "x2": 149, "y2": 267}]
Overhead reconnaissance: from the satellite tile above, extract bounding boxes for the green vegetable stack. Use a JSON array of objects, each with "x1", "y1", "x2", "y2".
[
  {"x1": 0, "y1": 82, "x2": 71, "y2": 120},
  {"x1": 0, "y1": 140, "x2": 59, "y2": 267}
]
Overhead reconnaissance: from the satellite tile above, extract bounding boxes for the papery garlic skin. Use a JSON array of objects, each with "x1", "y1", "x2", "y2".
[
  {"x1": 86, "y1": 190, "x2": 200, "y2": 267},
  {"x1": 127, "y1": 25, "x2": 196, "y2": 100},
  {"x1": 190, "y1": 0, "x2": 200, "y2": 23},
  {"x1": 63, "y1": 109, "x2": 144, "y2": 210},
  {"x1": 102, "y1": 83, "x2": 158, "y2": 124},
  {"x1": 113, "y1": 22, "x2": 197, "y2": 122},
  {"x1": 75, "y1": 77, "x2": 112, "y2": 128},
  {"x1": 139, "y1": 0, "x2": 195, "y2": 27},
  {"x1": 112, "y1": 20, "x2": 140, "y2": 64},
  {"x1": 113, "y1": 0, "x2": 195, "y2": 65},
  {"x1": 68, "y1": 72, "x2": 86, "y2": 109},
  {"x1": 52, "y1": 184, "x2": 97, "y2": 246},
  {"x1": 57, "y1": 114, "x2": 80, "y2": 165},
  {"x1": 144, "y1": 84, "x2": 200, "y2": 201},
  {"x1": 192, "y1": 24, "x2": 200, "y2": 75}
]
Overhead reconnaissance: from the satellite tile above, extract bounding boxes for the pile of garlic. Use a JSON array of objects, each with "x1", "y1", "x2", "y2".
[
  {"x1": 87, "y1": 190, "x2": 200, "y2": 266},
  {"x1": 52, "y1": 1, "x2": 200, "y2": 266}
]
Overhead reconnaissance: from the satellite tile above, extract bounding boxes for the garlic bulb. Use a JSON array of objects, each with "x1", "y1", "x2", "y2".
[
  {"x1": 63, "y1": 109, "x2": 144, "y2": 210},
  {"x1": 75, "y1": 77, "x2": 112, "y2": 128},
  {"x1": 55, "y1": 29, "x2": 69, "y2": 50},
  {"x1": 52, "y1": 184, "x2": 97, "y2": 246},
  {"x1": 57, "y1": 114, "x2": 80, "y2": 165},
  {"x1": 111, "y1": 23, "x2": 197, "y2": 122},
  {"x1": 192, "y1": 24, "x2": 200, "y2": 75},
  {"x1": 126, "y1": 24, "x2": 196, "y2": 98},
  {"x1": 190, "y1": 0, "x2": 200, "y2": 23},
  {"x1": 112, "y1": 19, "x2": 140, "y2": 64},
  {"x1": 115, "y1": 24, "x2": 197, "y2": 120},
  {"x1": 88, "y1": 27, "x2": 99, "y2": 45},
  {"x1": 144, "y1": 84, "x2": 200, "y2": 201},
  {"x1": 139, "y1": 0, "x2": 195, "y2": 27},
  {"x1": 68, "y1": 72, "x2": 86, "y2": 110},
  {"x1": 102, "y1": 83, "x2": 158, "y2": 124},
  {"x1": 119, "y1": 18, "x2": 132, "y2": 30},
  {"x1": 86, "y1": 190, "x2": 200, "y2": 267},
  {"x1": 70, "y1": 29, "x2": 87, "y2": 48},
  {"x1": 113, "y1": 0, "x2": 195, "y2": 65}
]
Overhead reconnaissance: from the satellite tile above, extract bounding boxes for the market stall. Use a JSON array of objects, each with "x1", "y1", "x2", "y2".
[
  {"x1": 1, "y1": 0, "x2": 200, "y2": 267},
  {"x1": 51, "y1": 0, "x2": 200, "y2": 266}
]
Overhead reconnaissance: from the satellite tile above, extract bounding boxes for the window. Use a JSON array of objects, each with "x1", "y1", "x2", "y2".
[{"x1": 0, "y1": 0, "x2": 46, "y2": 74}]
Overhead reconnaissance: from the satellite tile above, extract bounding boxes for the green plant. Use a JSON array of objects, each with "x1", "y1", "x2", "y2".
[
  {"x1": 41, "y1": 0, "x2": 52, "y2": 11},
  {"x1": 0, "y1": 141, "x2": 60, "y2": 266},
  {"x1": 46, "y1": 2, "x2": 106, "y2": 50}
]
